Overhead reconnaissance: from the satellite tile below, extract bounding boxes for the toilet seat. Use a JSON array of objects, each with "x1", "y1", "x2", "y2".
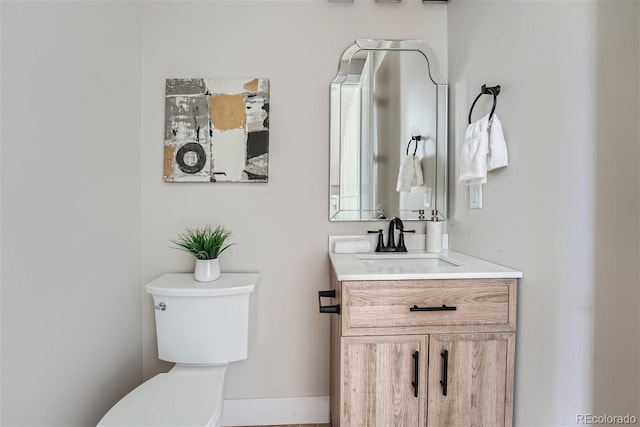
[{"x1": 97, "y1": 371, "x2": 223, "y2": 426}]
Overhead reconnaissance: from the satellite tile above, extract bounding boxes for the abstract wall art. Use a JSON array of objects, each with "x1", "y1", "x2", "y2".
[{"x1": 164, "y1": 78, "x2": 269, "y2": 182}]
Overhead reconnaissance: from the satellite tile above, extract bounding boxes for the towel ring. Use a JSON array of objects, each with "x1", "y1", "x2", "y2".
[
  {"x1": 468, "y1": 84, "x2": 501, "y2": 124},
  {"x1": 406, "y1": 136, "x2": 421, "y2": 156}
]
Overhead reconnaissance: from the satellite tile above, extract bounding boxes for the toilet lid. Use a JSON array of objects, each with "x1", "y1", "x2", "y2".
[{"x1": 97, "y1": 372, "x2": 223, "y2": 426}]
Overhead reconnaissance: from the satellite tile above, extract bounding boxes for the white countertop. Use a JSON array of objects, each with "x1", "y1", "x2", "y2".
[{"x1": 329, "y1": 235, "x2": 522, "y2": 281}]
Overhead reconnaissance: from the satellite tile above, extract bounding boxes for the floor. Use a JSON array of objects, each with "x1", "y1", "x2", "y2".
[{"x1": 243, "y1": 425, "x2": 330, "y2": 427}]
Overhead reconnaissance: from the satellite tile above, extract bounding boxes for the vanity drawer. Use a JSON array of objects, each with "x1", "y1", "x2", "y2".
[{"x1": 341, "y1": 279, "x2": 516, "y2": 336}]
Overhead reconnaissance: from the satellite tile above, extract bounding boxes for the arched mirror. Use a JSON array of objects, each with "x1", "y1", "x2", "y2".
[{"x1": 329, "y1": 39, "x2": 447, "y2": 221}]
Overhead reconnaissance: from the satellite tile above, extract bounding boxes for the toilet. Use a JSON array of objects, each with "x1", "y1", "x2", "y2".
[{"x1": 97, "y1": 272, "x2": 259, "y2": 427}]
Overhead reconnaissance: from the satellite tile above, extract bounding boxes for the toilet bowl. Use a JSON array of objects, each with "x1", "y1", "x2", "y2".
[
  {"x1": 97, "y1": 273, "x2": 258, "y2": 427},
  {"x1": 97, "y1": 365, "x2": 225, "y2": 426}
]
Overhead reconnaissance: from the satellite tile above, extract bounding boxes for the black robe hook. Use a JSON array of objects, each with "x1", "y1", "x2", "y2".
[{"x1": 468, "y1": 84, "x2": 501, "y2": 124}]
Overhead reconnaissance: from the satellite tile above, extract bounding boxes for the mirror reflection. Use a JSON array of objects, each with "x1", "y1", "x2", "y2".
[{"x1": 329, "y1": 39, "x2": 447, "y2": 221}]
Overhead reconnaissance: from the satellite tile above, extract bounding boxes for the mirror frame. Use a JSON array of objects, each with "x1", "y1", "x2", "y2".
[{"x1": 329, "y1": 39, "x2": 448, "y2": 221}]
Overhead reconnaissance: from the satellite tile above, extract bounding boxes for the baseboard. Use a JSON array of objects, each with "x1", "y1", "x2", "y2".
[{"x1": 220, "y1": 396, "x2": 330, "y2": 426}]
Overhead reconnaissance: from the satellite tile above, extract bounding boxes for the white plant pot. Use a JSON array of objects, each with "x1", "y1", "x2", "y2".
[{"x1": 194, "y1": 258, "x2": 221, "y2": 282}]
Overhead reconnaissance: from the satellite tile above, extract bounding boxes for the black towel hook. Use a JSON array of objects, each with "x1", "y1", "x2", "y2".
[
  {"x1": 406, "y1": 135, "x2": 421, "y2": 156},
  {"x1": 468, "y1": 84, "x2": 501, "y2": 124}
]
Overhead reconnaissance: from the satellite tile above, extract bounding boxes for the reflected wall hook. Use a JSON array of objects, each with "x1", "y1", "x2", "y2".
[
  {"x1": 406, "y1": 135, "x2": 421, "y2": 156},
  {"x1": 468, "y1": 84, "x2": 501, "y2": 124}
]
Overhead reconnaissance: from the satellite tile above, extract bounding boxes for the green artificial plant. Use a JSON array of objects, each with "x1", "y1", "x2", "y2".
[{"x1": 172, "y1": 225, "x2": 234, "y2": 260}]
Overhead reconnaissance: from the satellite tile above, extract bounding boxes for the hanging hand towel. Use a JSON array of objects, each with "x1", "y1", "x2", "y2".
[
  {"x1": 396, "y1": 155, "x2": 415, "y2": 192},
  {"x1": 487, "y1": 114, "x2": 509, "y2": 171},
  {"x1": 458, "y1": 114, "x2": 489, "y2": 185},
  {"x1": 412, "y1": 155, "x2": 424, "y2": 187}
]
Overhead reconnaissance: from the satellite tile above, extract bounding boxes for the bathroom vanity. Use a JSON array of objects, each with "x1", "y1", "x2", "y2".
[
  {"x1": 325, "y1": 39, "x2": 522, "y2": 426},
  {"x1": 322, "y1": 243, "x2": 522, "y2": 427}
]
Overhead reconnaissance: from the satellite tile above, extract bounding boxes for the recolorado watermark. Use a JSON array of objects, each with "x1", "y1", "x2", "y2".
[{"x1": 577, "y1": 414, "x2": 638, "y2": 424}]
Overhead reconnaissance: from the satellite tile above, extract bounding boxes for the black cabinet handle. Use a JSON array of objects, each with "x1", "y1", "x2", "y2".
[
  {"x1": 411, "y1": 351, "x2": 420, "y2": 398},
  {"x1": 318, "y1": 290, "x2": 340, "y2": 315},
  {"x1": 440, "y1": 349, "x2": 449, "y2": 396},
  {"x1": 409, "y1": 304, "x2": 457, "y2": 312}
]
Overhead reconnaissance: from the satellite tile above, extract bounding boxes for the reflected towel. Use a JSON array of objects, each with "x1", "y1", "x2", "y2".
[
  {"x1": 487, "y1": 114, "x2": 509, "y2": 171},
  {"x1": 413, "y1": 155, "x2": 424, "y2": 187},
  {"x1": 396, "y1": 155, "x2": 416, "y2": 192},
  {"x1": 458, "y1": 114, "x2": 489, "y2": 185}
]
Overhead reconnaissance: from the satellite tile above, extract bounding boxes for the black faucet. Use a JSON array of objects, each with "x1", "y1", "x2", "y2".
[
  {"x1": 368, "y1": 217, "x2": 414, "y2": 252},
  {"x1": 387, "y1": 217, "x2": 404, "y2": 250}
]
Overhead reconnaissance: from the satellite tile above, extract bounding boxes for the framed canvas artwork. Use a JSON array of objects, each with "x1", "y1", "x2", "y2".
[{"x1": 164, "y1": 78, "x2": 269, "y2": 182}]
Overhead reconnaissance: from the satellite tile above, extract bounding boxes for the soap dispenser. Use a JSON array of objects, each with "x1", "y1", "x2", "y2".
[{"x1": 426, "y1": 209, "x2": 444, "y2": 253}]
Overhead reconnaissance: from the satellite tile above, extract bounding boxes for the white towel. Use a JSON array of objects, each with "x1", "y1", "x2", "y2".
[
  {"x1": 333, "y1": 239, "x2": 371, "y2": 254},
  {"x1": 396, "y1": 155, "x2": 415, "y2": 192},
  {"x1": 458, "y1": 114, "x2": 489, "y2": 185},
  {"x1": 413, "y1": 155, "x2": 424, "y2": 187},
  {"x1": 487, "y1": 114, "x2": 509, "y2": 171}
]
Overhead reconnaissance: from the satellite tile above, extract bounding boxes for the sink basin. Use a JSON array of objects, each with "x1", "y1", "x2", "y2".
[{"x1": 358, "y1": 253, "x2": 461, "y2": 268}]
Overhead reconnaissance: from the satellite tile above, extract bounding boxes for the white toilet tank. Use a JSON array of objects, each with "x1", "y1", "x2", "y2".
[{"x1": 145, "y1": 273, "x2": 259, "y2": 365}]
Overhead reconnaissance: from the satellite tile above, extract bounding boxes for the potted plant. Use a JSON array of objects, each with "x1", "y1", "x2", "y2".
[{"x1": 172, "y1": 225, "x2": 234, "y2": 282}]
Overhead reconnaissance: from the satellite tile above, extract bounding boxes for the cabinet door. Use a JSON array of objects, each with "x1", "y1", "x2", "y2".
[
  {"x1": 427, "y1": 333, "x2": 515, "y2": 427},
  {"x1": 341, "y1": 336, "x2": 427, "y2": 427}
]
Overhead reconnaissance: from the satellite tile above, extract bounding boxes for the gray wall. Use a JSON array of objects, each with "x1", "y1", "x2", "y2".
[
  {"x1": 1, "y1": 2, "x2": 144, "y2": 426},
  {"x1": 448, "y1": 1, "x2": 639, "y2": 425},
  {"x1": 591, "y1": 1, "x2": 640, "y2": 420}
]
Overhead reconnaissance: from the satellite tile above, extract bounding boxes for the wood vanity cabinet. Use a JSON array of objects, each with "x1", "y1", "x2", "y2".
[{"x1": 328, "y1": 272, "x2": 517, "y2": 427}]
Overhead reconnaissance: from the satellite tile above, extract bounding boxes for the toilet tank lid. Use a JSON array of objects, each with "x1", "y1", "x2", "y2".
[{"x1": 145, "y1": 273, "x2": 259, "y2": 297}]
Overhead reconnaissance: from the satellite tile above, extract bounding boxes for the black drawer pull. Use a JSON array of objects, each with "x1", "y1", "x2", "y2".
[
  {"x1": 318, "y1": 290, "x2": 341, "y2": 315},
  {"x1": 411, "y1": 351, "x2": 420, "y2": 398},
  {"x1": 409, "y1": 304, "x2": 457, "y2": 312},
  {"x1": 440, "y1": 349, "x2": 449, "y2": 396}
]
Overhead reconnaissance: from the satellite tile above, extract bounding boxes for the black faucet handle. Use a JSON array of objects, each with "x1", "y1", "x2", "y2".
[
  {"x1": 397, "y1": 232, "x2": 409, "y2": 252},
  {"x1": 396, "y1": 228, "x2": 415, "y2": 252},
  {"x1": 367, "y1": 229, "x2": 384, "y2": 252}
]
